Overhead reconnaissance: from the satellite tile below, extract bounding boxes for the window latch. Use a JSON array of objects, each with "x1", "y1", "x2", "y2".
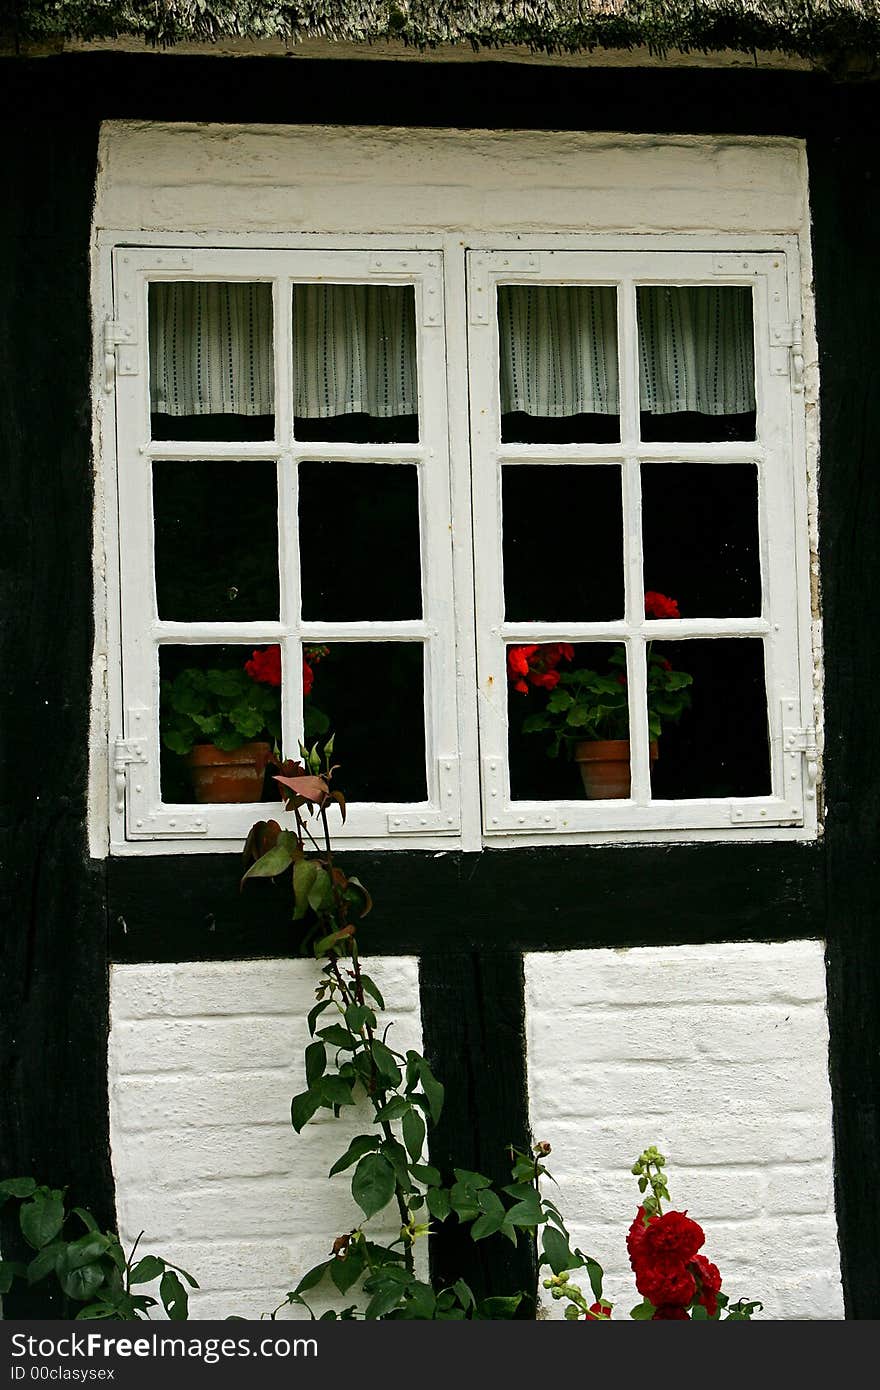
[
  {"x1": 769, "y1": 320, "x2": 804, "y2": 393},
  {"x1": 103, "y1": 319, "x2": 137, "y2": 391},
  {"x1": 113, "y1": 737, "x2": 147, "y2": 813}
]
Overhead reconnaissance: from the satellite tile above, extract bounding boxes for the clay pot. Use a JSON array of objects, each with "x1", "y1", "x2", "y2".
[
  {"x1": 574, "y1": 739, "x2": 658, "y2": 799},
  {"x1": 185, "y1": 741, "x2": 272, "y2": 803}
]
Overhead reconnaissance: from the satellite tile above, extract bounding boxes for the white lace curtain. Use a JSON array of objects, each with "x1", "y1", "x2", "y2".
[{"x1": 149, "y1": 281, "x2": 755, "y2": 419}]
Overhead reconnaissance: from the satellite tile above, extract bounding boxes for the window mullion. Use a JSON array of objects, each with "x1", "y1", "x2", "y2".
[
  {"x1": 619, "y1": 277, "x2": 650, "y2": 803},
  {"x1": 275, "y1": 276, "x2": 301, "y2": 755}
]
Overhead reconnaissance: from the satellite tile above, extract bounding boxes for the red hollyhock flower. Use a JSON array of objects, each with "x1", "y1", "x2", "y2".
[
  {"x1": 636, "y1": 1259, "x2": 697, "y2": 1309},
  {"x1": 640, "y1": 1210, "x2": 704, "y2": 1265},
  {"x1": 585, "y1": 1302, "x2": 610, "y2": 1320},
  {"x1": 690, "y1": 1253, "x2": 722, "y2": 1318},
  {"x1": 627, "y1": 1206, "x2": 654, "y2": 1270},
  {"x1": 245, "y1": 645, "x2": 282, "y2": 687},
  {"x1": 652, "y1": 1304, "x2": 690, "y2": 1320},
  {"x1": 644, "y1": 591, "x2": 680, "y2": 620}
]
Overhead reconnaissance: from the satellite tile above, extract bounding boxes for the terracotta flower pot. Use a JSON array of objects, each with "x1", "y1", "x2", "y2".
[
  {"x1": 574, "y1": 739, "x2": 659, "y2": 799},
  {"x1": 185, "y1": 741, "x2": 272, "y2": 804}
]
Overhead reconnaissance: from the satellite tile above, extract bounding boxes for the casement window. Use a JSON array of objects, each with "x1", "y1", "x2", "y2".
[{"x1": 104, "y1": 240, "x2": 816, "y2": 850}]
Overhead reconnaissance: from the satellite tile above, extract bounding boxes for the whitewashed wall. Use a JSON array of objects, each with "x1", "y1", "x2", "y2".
[
  {"x1": 109, "y1": 957, "x2": 422, "y2": 1319},
  {"x1": 525, "y1": 941, "x2": 843, "y2": 1320}
]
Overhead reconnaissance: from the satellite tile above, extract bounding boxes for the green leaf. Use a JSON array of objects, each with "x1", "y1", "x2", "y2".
[
  {"x1": 0, "y1": 1261, "x2": 26, "y2": 1294},
  {"x1": 379, "y1": 1138, "x2": 412, "y2": 1193},
  {"x1": 0, "y1": 1178, "x2": 36, "y2": 1200},
  {"x1": 329, "y1": 1243, "x2": 365, "y2": 1296},
  {"x1": 541, "y1": 1225, "x2": 579, "y2": 1275},
  {"x1": 364, "y1": 1278, "x2": 406, "y2": 1320},
  {"x1": 453, "y1": 1280, "x2": 475, "y2": 1310},
  {"x1": 402, "y1": 1107, "x2": 426, "y2": 1163},
  {"x1": 359, "y1": 976, "x2": 385, "y2": 1010},
  {"x1": 318, "y1": 1024, "x2": 357, "y2": 1050},
  {"x1": 691, "y1": 1302, "x2": 709, "y2": 1319},
  {"x1": 409, "y1": 1163, "x2": 442, "y2": 1187},
  {"x1": 292, "y1": 860, "x2": 319, "y2": 920},
  {"x1": 505, "y1": 1193, "x2": 545, "y2": 1228},
  {"x1": 370, "y1": 1040, "x2": 402, "y2": 1088},
  {"x1": 63, "y1": 1233, "x2": 111, "y2": 1269},
  {"x1": 128, "y1": 1255, "x2": 166, "y2": 1285},
  {"x1": 291, "y1": 1260, "x2": 331, "y2": 1297},
  {"x1": 351, "y1": 1154, "x2": 396, "y2": 1219},
  {"x1": 418, "y1": 1060, "x2": 444, "y2": 1125},
  {"x1": 26, "y1": 1242, "x2": 65, "y2": 1285},
  {"x1": 307, "y1": 868, "x2": 334, "y2": 914},
  {"x1": 471, "y1": 1210, "x2": 505, "y2": 1241},
  {"x1": 58, "y1": 1261, "x2": 105, "y2": 1303},
  {"x1": 20, "y1": 1191, "x2": 65, "y2": 1250},
  {"x1": 585, "y1": 1257, "x2": 604, "y2": 1303},
  {"x1": 317, "y1": 1075, "x2": 355, "y2": 1109},
  {"x1": 71, "y1": 1207, "x2": 99, "y2": 1232},
  {"x1": 374, "y1": 1096, "x2": 410, "y2": 1122},
  {"x1": 160, "y1": 1270, "x2": 189, "y2": 1320},
  {"x1": 453, "y1": 1169, "x2": 492, "y2": 1190},
  {"x1": 630, "y1": 1299, "x2": 656, "y2": 1320},
  {"x1": 304, "y1": 1041, "x2": 327, "y2": 1089},
  {"x1": 475, "y1": 1294, "x2": 523, "y2": 1320},
  {"x1": 241, "y1": 834, "x2": 297, "y2": 882},
  {"x1": 328, "y1": 1135, "x2": 379, "y2": 1177},
  {"x1": 426, "y1": 1187, "x2": 451, "y2": 1221},
  {"x1": 345, "y1": 1004, "x2": 376, "y2": 1033},
  {"x1": 307, "y1": 1000, "x2": 331, "y2": 1035},
  {"x1": 290, "y1": 1088, "x2": 322, "y2": 1133}
]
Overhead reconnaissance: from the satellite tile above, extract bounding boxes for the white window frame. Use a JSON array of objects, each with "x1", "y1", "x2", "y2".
[{"x1": 97, "y1": 232, "x2": 818, "y2": 853}]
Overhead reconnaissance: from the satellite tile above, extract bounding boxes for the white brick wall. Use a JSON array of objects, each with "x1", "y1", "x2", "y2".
[
  {"x1": 525, "y1": 941, "x2": 843, "y2": 1320},
  {"x1": 109, "y1": 957, "x2": 422, "y2": 1319}
]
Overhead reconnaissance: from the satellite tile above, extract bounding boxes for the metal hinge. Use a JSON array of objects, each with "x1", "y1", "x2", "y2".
[
  {"x1": 386, "y1": 757, "x2": 460, "y2": 833},
  {"x1": 468, "y1": 252, "x2": 541, "y2": 324},
  {"x1": 103, "y1": 319, "x2": 138, "y2": 391},
  {"x1": 770, "y1": 319, "x2": 804, "y2": 392},
  {"x1": 369, "y1": 255, "x2": 442, "y2": 326},
  {"x1": 481, "y1": 757, "x2": 559, "y2": 833},
  {"x1": 783, "y1": 720, "x2": 820, "y2": 802}
]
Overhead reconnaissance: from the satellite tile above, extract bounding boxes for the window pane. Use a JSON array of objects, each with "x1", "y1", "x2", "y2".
[
  {"x1": 508, "y1": 641, "x2": 629, "y2": 800},
  {"x1": 304, "y1": 643, "x2": 426, "y2": 802},
  {"x1": 299, "y1": 462, "x2": 421, "y2": 621},
  {"x1": 648, "y1": 638, "x2": 770, "y2": 798},
  {"x1": 642, "y1": 463, "x2": 760, "y2": 619},
  {"x1": 293, "y1": 284, "x2": 418, "y2": 443},
  {"x1": 498, "y1": 285, "x2": 620, "y2": 443},
  {"x1": 638, "y1": 286, "x2": 756, "y2": 442},
  {"x1": 149, "y1": 282, "x2": 274, "y2": 441},
  {"x1": 153, "y1": 461, "x2": 279, "y2": 621},
  {"x1": 159, "y1": 644, "x2": 283, "y2": 804},
  {"x1": 503, "y1": 466, "x2": 623, "y2": 621}
]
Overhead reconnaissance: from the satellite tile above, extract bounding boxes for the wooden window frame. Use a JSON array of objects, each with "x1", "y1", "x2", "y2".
[{"x1": 96, "y1": 233, "x2": 818, "y2": 853}]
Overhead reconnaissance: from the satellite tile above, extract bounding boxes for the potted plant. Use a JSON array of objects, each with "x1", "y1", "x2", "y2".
[
  {"x1": 160, "y1": 644, "x2": 329, "y2": 803},
  {"x1": 508, "y1": 593, "x2": 692, "y2": 799}
]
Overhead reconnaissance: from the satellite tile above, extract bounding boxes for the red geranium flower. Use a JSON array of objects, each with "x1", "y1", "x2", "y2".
[
  {"x1": 302, "y1": 659, "x2": 315, "y2": 697},
  {"x1": 644, "y1": 591, "x2": 680, "y2": 620},
  {"x1": 507, "y1": 642, "x2": 574, "y2": 694},
  {"x1": 244, "y1": 645, "x2": 282, "y2": 687}
]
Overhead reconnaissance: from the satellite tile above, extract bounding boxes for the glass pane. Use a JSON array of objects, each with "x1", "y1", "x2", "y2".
[
  {"x1": 638, "y1": 285, "x2": 756, "y2": 442},
  {"x1": 159, "y1": 644, "x2": 283, "y2": 804},
  {"x1": 149, "y1": 282, "x2": 274, "y2": 441},
  {"x1": 498, "y1": 285, "x2": 619, "y2": 443},
  {"x1": 508, "y1": 642, "x2": 629, "y2": 800},
  {"x1": 304, "y1": 643, "x2": 426, "y2": 802},
  {"x1": 502, "y1": 466, "x2": 623, "y2": 621},
  {"x1": 642, "y1": 463, "x2": 760, "y2": 619},
  {"x1": 293, "y1": 284, "x2": 418, "y2": 444},
  {"x1": 648, "y1": 638, "x2": 770, "y2": 798},
  {"x1": 153, "y1": 461, "x2": 279, "y2": 621},
  {"x1": 299, "y1": 462, "x2": 421, "y2": 621}
]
